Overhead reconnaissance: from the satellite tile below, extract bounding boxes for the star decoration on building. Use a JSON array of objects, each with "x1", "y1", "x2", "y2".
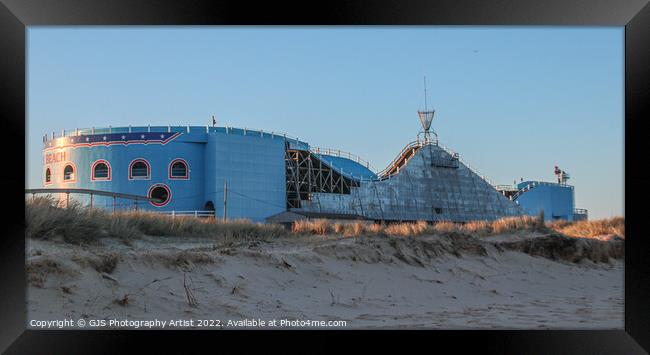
[
  {"x1": 141, "y1": 134, "x2": 146, "y2": 139},
  {"x1": 103, "y1": 136, "x2": 107, "y2": 141},
  {"x1": 160, "y1": 134, "x2": 165, "y2": 138},
  {"x1": 85, "y1": 137, "x2": 90, "y2": 142},
  {"x1": 121, "y1": 135, "x2": 126, "y2": 139}
]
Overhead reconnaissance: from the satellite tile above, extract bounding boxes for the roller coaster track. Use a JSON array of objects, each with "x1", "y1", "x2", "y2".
[{"x1": 377, "y1": 141, "x2": 423, "y2": 180}]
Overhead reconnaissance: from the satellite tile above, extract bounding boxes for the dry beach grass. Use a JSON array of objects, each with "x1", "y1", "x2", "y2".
[
  {"x1": 25, "y1": 196, "x2": 288, "y2": 244},
  {"x1": 27, "y1": 196, "x2": 624, "y2": 242},
  {"x1": 290, "y1": 213, "x2": 622, "y2": 240}
]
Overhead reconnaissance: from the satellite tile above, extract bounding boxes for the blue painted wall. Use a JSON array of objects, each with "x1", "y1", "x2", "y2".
[
  {"x1": 514, "y1": 181, "x2": 575, "y2": 221},
  {"x1": 42, "y1": 126, "x2": 291, "y2": 221},
  {"x1": 205, "y1": 131, "x2": 286, "y2": 221}
]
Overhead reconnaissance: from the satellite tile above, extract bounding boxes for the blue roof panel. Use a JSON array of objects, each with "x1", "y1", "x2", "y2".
[{"x1": 314, "y1": 154, "x2": 377, "y2": 180}]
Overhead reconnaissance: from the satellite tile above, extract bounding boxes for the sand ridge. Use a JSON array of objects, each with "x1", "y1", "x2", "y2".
[{"x1": 26, "y1": 232, "x2": 623, "y2": 329}]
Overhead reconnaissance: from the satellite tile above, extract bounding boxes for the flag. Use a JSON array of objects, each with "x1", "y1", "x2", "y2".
[{"x1": 212, "y1": 114, "x2": 216, "y2": 127}]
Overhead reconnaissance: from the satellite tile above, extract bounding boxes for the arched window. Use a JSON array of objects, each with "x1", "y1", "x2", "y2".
[
  {"x1": 91, "y1": 160, "x2": 111, "y2": 181},
  {"x1": 63, "y1": 163, "x2": 76, "y2": 182},
  {"x1": 45, "y1": 167, "x2": 52, "y2": 184},
  {"x1": 148, "y1": 183, "x2": 171, "y2": 207},
  {"x1": 169, "y1": 158, "x2": 189, "y2": 179},
  {"x1": 129, "y1": 159, "x2": 150, "y2": 180}
]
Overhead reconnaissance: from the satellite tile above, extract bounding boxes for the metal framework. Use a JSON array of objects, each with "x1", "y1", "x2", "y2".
[{"x1": 285, "y1": 146, "x2": 359, "y2": 209}]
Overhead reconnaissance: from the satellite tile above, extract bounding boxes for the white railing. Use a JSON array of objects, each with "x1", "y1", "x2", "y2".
[
  {"x1": 574, "y1": 208, "x2": 588, "y2": 215},
  {"x1": 510, "y1": 182, "x2": 538, "y2": 201},
  {"x1": 310, "y1": 146, "x2": 376, "y2": 172},
  {"x1": 43, "y1": 125, "x2": 306, "y2": 145},
  {"x1": 303, "y1": 147, "x2": 382, "y2": 182},
  {"x1": 154, "y1": 210, "x2": 215, "y2": 218},
  {"x1": 510, "y1": 180, "x2": 575, "y2": 200},
  {"x1": 495, "y1": 184, "x2": 518, "y2": 191}
]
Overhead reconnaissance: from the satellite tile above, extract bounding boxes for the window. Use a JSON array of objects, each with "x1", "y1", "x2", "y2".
[
  {"x1": 63, "y1": 164, "x2": 75, "y2": 182},
  {"x1": 169, "y1": 158, "x2": 189, "y2": 179},
  {"x1": 148, "y1": 184, "x2": 171, "y2": 207},
  {"x1": 91, "y1": 160, "x2": 111, "y2": 181},
  {"x1": 45, "y1": 168, "x2": 51, "y2": 184},
  {"x1": 131, "y1": 162, "x2": 148, "y2": 177},
  {"x1": 129, "y1": 159, "x2": 150, "y2": 179}
]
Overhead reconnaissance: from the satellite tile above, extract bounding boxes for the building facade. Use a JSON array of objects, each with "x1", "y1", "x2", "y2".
[{"x1": 41, "y1": 124, "x2": 583, "y2": 222}]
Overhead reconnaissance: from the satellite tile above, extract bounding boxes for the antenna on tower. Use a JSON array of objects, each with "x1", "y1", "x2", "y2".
[
  {"x1": 424, "y1": 76, "x2": 428, "y2": 111},
  {"x1": 417, "y1": 76, "x2": 436, "y2": 145}
]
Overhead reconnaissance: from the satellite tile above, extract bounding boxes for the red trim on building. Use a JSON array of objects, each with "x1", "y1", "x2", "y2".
[
  {"x1": 168, "y1": 158, "x2": 190, "y2": 180},
  {"x1": 91, "y1": 159, "x2": 112, "y2": 181},
  {"x1": 148, "y1": 183, "x2": 172, "y2": 207},
  {"x1": 128, "y1": 158, "x2": 151, "y2": 180}
]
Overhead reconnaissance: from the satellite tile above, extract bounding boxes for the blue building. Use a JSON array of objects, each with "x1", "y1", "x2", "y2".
[
  {"x1": 42, "y1": 126, "x2": 291, "y2": 221},
  {"x1": 507, "y1": 180, "x2": 587, "y2": 222},
  {"x1": 41, "y1": 121, "x2": 586, "y2": 223}
]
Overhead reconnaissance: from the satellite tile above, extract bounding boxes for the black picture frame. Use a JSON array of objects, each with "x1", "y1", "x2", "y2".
[{"x1": 1, "y1": 0, "x2": 648, "y2": 353}]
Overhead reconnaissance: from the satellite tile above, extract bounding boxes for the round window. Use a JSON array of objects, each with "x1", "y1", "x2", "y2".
[{"x1": 148, "y1": 184, "x2": 171, "y2": 207}]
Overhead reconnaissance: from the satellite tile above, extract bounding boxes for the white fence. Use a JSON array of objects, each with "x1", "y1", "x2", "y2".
[{"x1": 154, "y1": 210, "x2": 215, "y2": 218}]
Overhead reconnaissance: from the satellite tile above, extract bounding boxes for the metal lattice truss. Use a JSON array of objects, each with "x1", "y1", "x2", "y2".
[{"x1": 285, "y1": 147, "x2": 359, "y2": 209}]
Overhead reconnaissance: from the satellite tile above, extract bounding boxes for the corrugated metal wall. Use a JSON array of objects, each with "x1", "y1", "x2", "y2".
[{"x1": 298, "y1": 144, "x2": 523, "y2": 222}]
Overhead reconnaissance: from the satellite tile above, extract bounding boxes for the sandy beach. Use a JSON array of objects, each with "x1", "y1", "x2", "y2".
[{"x1": 26, "y1": 231, "x2": 623, "y2": 329}]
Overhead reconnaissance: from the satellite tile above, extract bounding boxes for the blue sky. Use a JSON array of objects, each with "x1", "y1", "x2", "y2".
[{"x1": 26, "y1": 27, "x2": 623, "y2": 219}]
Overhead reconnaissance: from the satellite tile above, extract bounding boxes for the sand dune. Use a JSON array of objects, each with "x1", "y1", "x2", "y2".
[{"x1": 26, "y1": 231, "x2": 623, "y2": 329}]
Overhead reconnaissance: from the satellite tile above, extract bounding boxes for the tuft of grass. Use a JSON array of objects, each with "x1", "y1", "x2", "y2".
[
  {"x1": 26, "y1": 196, "x2": 110, "y2": 244},
  {"x1": 463, "y1": 220, "x2": 493, "y2": 236},
  {"x1": 367, "y1": 223, "x2": 384, "y2": 235},
  {"x1": 89, "y1": 254, "x2": 119, "y2": 274},
  {"x1": 344, "y1": 222, "x2": 366, "y2": 237},
  {"x1": 292, "y1": 219, "x2": 331, "y2": 235},
  {"x1": 333, "y1": 223, "x2": 345, "y2": 234},
  {"x1": 548, "y1": 217, "x2": 624, "y2": 239},
  {"x1": 384, "y1": 221, "x2": 429, "y2": 237},
  {"x1": 490, "y1": 215, "x2": 545, "y2": 235},
  {"x1": 432, "y1": 221, "x2": 456, "y2": 234},
  {"x1": 292, "y1": 219, "x2": 369, "y2": 237}
]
